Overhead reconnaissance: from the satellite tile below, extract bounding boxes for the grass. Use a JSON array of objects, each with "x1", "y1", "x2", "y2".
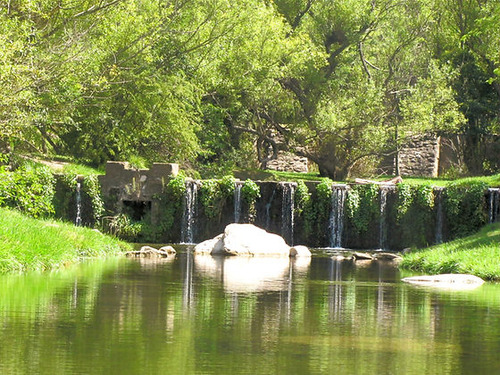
[
  {"x1": 234, "y1": 168, "x2": 500, "y2": 187},
  {"x1": 0, "y1": 207, "x2": 131, "y2": 273},
  {"x1": 400, "y1": 222, "x2": 500, "y2": 280}
]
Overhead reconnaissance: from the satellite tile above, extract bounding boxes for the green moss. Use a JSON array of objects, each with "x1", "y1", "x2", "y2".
[
  {"x1": 444, "y1": 180, "x2": 488, "y2": 238},
  {"x1": 346, "y1": 184, "x2": 379, "y2": 235}
]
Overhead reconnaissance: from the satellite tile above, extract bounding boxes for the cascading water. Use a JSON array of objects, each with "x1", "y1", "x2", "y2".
[
  {"x1": 265, "y1": 187, "x2": 277, "y2": 231},
  {"x1": 181, "y1": 180, "x2": 198, "y2": 244},
  {"x1": 488, "y1": 188, "x2": 500, "y2": 224},
  {"x1": 281, "y1": 182, "x2": 296, "y2": 246},
  {"x1": 234, "y1": 182, "x2": 243, "y2": 223},
  {"x1": 329, "y1": 184, "x2": 347, "y2": 248},
  {"x1": 378, "y1": 185, "x2": 393, "y2": 250},
  {"x1": 75, "y1": 182, "x2": 82, "y2": 227},
  {"x1": 434, "y1": 187, "x2": 444, "y2": 244}
]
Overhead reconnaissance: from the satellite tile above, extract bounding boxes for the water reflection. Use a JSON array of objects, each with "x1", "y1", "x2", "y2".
[
  {"x1": 194, "y1": 254, "x2": 311, "y2": 293},
  {"x1": 1, "y1": 255, "x2": 500, "y2": 374}
]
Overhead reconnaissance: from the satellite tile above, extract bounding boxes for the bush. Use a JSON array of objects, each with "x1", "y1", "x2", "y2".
[
  {"x1": 444, "y1": 181, "x2": 488, "y2": 238},
  {"x1": 0, "y1": 165, "x2": 55, "y2": 218}
]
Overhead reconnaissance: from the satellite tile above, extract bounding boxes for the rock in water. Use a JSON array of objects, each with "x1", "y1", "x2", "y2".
[
  {"x1": 401, "y1": 274, "x2": 485, "y2": 290},
  {"x1": 159, "y1": 245, "x2": 177, "y2": 255},
  {"x1": 125, "y1": 246, "x2": 169, "y2": 258},
  {"x1": 194, "y1": 223, "x2": 291, "y2": 256},
  {"x1": 222, "y1": 224, "x2": 290, "y2": 256},
  {"x1": 194, "y1": 234, "x2": 224, "y2": 255},
  {"x1": 289, "y1": 245, "x2": 312, "y2": 257}
]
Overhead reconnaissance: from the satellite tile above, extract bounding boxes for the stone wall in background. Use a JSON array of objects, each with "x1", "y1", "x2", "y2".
[
  {"x1": 266, "y1": 151, "x2": 309, "y2": 173},
  {"x1": 398, "y1": 134, "x2": 441, "y2": 177}
]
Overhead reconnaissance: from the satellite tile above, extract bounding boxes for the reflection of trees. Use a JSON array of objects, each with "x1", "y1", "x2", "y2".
[{"x1": 0, "y1": 256, "x2": 500, "y2": 373}]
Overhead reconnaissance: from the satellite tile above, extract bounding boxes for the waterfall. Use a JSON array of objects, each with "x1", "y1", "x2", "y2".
[
  {"x1": 435, "y1": 187, "x2": 444, "y2": 244},
  {"x1": 379, "y1": 186, "x2": 392, "y2": 250},
  {"x1": 329, "y1": 184, "x2": 347, "y2": 248},
  {"x1": 265, "y1": 187, "x2": 277, "y2": 231},
  {"x1": 234, "y1": 182, "x2": 243, "y2": 223},
  {"x1": 181, "y1": 180, "x2": 198, "y2": 244},
  {"x1": 489, "y1": 188, "x2": 500, "y2": 224},
  {"x1": 75, "y1": 182, "x2": 82, "y2": 227},
  {"x1": 281, "y1": 182, "x2": 296, "y2": 246}
]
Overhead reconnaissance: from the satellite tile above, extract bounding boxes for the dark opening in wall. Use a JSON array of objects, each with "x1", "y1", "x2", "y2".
[{"x1": 122, "y1": 200, "x2": 151, "y2": 221}]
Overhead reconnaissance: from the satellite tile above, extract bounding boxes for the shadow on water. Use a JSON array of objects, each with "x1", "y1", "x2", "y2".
[{"x1": 1, "y1": 250, "x2": 500, "y2": 374}]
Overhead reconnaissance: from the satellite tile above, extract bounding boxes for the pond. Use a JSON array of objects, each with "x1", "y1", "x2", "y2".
[{"x1": 1, "y1": 248, "x2": 500, "y2": 374}]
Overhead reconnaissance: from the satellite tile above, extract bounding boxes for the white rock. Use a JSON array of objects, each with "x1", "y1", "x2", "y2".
[
  {"x1": 289, "y1": 245, "x2": 312, "y2": 257},
  {"x1": 194, "y1": 224, "x2": 291, "y2": 256},
  {"x1": 222, "y1": 224, "x2": 290, "y2": 256},
  {"x1": 159, "y1": 245, "x2": 177, "y2": 254},
  {"x1": 194, "y1": 234, "x2": 224, "y2": 255},
  {"x1": 401, "y1": 274, "x2": 485, "y2": 290}
]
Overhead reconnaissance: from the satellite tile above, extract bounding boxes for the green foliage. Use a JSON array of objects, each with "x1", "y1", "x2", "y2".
[
  {"x1": 166, "y1": 174, "x2": 187, "y2": 200},
  {"x1": 444, "y1": 181, "x2": 488, "y2": 238},
  {"x1": 0, "y1": 0, "x2": 498, "y2": 178},
  {"x1": 241, "y1": 179, "x2": 261, "y2": 203},
  {"x1": 294, "y1": 181, "x2": 311, "y2": 215},
  {"x1": 82, "y1": 175, "x2": 104, "y2": 223},
  {"x1": 199, "y1": 176, "x2": 235, "y2": 219},
  {"x1": 241, "y1": 179, "x2": 261, "y2": 222},
  {"x1": 346, "y1": 184, "x2": 379, "y2": 235},
  {"x1": 0, "y1": 165, "x2": 55, "y2": 218},
  {"x1": 107, "y1": 214, "x2": 144, "y2": 242},
  {"x1": 394, "y1": 183, "x2": 435, "y2": 247}
]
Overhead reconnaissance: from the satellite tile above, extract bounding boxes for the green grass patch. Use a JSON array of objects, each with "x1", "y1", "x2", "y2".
[
  {"x1": 366, "y1": 174, "x2": 500, "y2": 187},
  {"x1": 0, "y1": 207, "x2": 131, "y2": 273},
  {"x1": 400, "y1": 223, "x2": 500, "y2": 280},
  {"x1": 61, "y1": 163, "x2": 104, "y2": 176}
]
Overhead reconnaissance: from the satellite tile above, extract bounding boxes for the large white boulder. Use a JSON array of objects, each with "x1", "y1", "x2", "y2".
[
  {"x1": 222, "y1": 223, "x2": 291, "y2": 256},
  {"x1": 194, "y1": 234, "x2": 224, "y2": 255},
  {"x1": 289, "y1": 245, "x2": 312, "y2": 257},
  {"x1": 194, "y1": 223, "x2": 292, "y2": 257}
]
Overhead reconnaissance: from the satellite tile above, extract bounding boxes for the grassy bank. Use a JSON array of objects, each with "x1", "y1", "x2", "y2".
[
  {"x1": 400, "y1": 223, "x2": 500, "y2": 280},
  {"x1": 0, "y1": 207, "x2": 131, "y2": 273}
]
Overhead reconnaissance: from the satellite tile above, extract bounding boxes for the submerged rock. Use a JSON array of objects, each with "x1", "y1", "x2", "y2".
[
  {"x1": 195, "y1": 223, "x2": 291, "y2": 256},
  {"x1": 352, "y1": 252, "x2": 374, "y2": 261},
  {"x1": 401, "y1": 274, "x2": 485, "y2": 289},
  {"x1": 125, "y1": 246, "x2": 169, "y2": 258},
  {"x1": 331, "y1": 254, "x2": 353, "y2": 261},
  {"x1": 375, "y1": 252, "x2": 403, "y2": 261}
]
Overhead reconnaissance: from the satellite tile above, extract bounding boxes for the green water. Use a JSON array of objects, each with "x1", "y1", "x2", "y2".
[{"x1": 1, "y1": 250, "x2": 500, "y2": 374}]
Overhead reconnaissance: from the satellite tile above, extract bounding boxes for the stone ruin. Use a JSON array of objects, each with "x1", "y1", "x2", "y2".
[{"x1": 98, "y1": 161, "x2": 179, "y2": 222}]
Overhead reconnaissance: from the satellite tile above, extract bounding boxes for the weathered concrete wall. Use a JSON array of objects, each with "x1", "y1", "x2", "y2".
[
  {"x1": 99, "y1": 161, "x2": 179, "y2": 201},
  {"x1": 98, "y1": 161, "x2": 179, "y2": 225}
]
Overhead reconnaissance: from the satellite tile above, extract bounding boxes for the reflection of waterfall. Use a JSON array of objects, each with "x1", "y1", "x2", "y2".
[
  {"x1": 75, "y1": 182, "x2": 82, "y2": 227},
  {"x1": 281, "y1": 182, "x2": 296, "y2": 246},
  {"x1": 379, "y1": 186, "x2": 392, "y2": 250},
  {"x1": 234, "y1": 182, "x2": 243, "y2": 223},
  {"x1": 183, "y1": 249, "x2": 194, "y2": 311},
  {"x1": 329, "y1": 259, "x2": 343, "y2": 320},
  {"x1": 488, "y1": 188, "x2": 500, "y2": 224},
  {"x1": 329, "y1": 184, "x2": 347, "y2": 248},
  {"x1": 435, "y1": 187, "x2": 444, "y2": 244},
  {"x1": 181, "y1": 180, "x2": 198, "y2": 244}
]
